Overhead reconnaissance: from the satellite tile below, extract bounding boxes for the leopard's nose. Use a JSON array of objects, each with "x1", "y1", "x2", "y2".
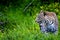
[{"x1": 40, "y1": 24, "x2": 42, "y2": 26}]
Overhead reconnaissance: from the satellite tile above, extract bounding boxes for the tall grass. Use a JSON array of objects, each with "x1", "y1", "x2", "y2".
[{"x1": 0, "y1": 2, "x2": 60, "y2": 40}]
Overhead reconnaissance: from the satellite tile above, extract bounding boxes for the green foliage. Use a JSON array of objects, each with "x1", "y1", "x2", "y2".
[{"x1": 0, "y1": 0, "x2": 60, "y2": 40}]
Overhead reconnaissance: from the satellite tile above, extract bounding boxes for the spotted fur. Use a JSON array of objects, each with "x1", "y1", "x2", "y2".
[{"x1": 36, "y1": 10, "x2": 58, "y2": 34}]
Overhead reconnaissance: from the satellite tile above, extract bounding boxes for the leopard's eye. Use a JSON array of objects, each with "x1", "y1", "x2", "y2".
[{"x1": 50, "y1": 21, "x2": 53, "y2": 24}]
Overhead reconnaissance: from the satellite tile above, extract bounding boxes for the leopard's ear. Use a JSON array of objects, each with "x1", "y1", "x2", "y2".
[
  {"x1": 39, "y1": 10, "x2": 45, "y2": 17},
  {"x1": 40, "y1": 10, "x2": 46, "y2": 16},
  {"x1": 40, "y1": 10, "x2": 44, "y2": 14}
]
